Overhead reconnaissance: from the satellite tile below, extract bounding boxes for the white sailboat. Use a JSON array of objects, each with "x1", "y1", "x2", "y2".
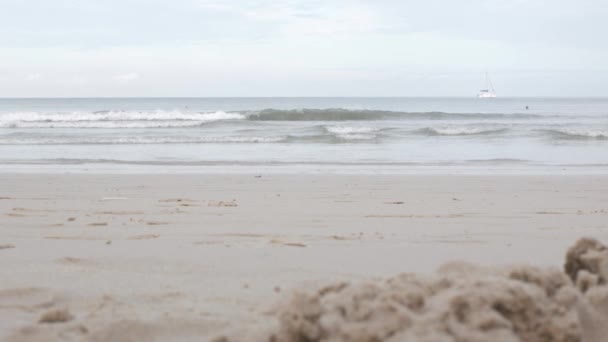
[{"x1": 477, "y1": 72, "x2": 497, "y2": 98}]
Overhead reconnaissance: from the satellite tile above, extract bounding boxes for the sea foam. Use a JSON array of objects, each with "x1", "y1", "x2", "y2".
[
  {"x1": 547, "y1": 128, "x2": 608, "y2": 140},
  {"x1": 422, "y1": 126, "x2": 507, "y2": 136},
  {"x1": 0, "y1": 110, "x2": 245, "y2": 128}
]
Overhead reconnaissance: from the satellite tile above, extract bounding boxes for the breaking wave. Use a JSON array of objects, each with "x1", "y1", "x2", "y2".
[
  {"x1": 324, "y1": 125, "x2": 379, "y2": 134},
  {"x1": 0, "y1": 108, "x2": 563, "y2": 129},
  {"x1": 322, "y1": 125, "x2": 380, "y2": 141},
  {"x1": 1, "y1": 110, "x2": 245, "y2": 122},
  {"x1": 418, "y1": 126, "x2": 508, "y2": 136},
  {"x1": 0, "y1": 135, "x2": 288, "y2": 145},
  {"x1": 0, "y1": 110, "x2": 245, "y2": 128},
  {"x1": 248, "y1": 108, "x2": 543, "y2": 121},
  {"x1": 543, "y1": 128, "x2": 608, "y2": 140}
]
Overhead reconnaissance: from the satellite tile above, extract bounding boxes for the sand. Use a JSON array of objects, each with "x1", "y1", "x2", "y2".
[
  {"x1": 251, "y1": 237, "x2": 608, "y2": 342},
  {"x1": 1, "y1": 174, "x2": 608, "y2": 341}
]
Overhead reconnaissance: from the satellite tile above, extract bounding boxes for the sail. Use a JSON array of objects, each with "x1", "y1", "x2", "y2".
[{"x1": 478, "y1": 73, "x2": 497, "y2": 98}]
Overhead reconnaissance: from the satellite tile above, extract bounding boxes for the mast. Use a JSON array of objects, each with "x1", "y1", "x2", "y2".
[
  {"x1": 477, "y1": 72, "x2": 497, "y2": 98},
  {"x1": 486, "y1": 73, "x2": 495, "y2": 93}
]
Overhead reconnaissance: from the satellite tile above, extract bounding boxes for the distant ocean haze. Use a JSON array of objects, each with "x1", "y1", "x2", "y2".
[{"x1": 0, "y1": 97, "x2": 607, "y2": 172}]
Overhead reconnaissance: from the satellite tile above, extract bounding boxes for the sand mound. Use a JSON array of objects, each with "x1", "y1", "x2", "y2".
[{"x1": 228, "y1": 238, "x2": 608, "y2": 342}]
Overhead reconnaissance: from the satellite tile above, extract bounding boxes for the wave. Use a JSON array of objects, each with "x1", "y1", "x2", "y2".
[
  {"x1": 0, "y1": 135, "x2": 288, "y2": 145},
  {"x1": 248, "y1": 109, "x2": 543, "y2": 121},
  {"x1": 0, "y1": 133, "x2": 383, "y2": 145},
  {"x1": 322, "y1": 125, "x2": 380, "y2": 141},
  {"x1": 323, "y1": 125, "x2": 379, "y2": 134},
  {"x1": 332, "y1": 133, "x2": 378, "y2": 141},
  {"x1": 0, "y1": 110, "x2": 245, "y2": 122},
  {"x1": 2, "y1": 121, "x2": 212, "y2": 129},
  {"x1": 0, "y1": 108, "x2": 600, "y2": 141},
  {"x1": 543, "y1": 129, "x2": 608, "y2": 140},
  {"x1": 0, "y1": 110, "x2": 245, "y2": 128},
  {"x1": 0, "y1": 158, "x2": 535, "y2": 166},
  {"x1": 0, "y1": 108, "x2": 564, "y2": 129},
  {"x1": 418, "y1": 126, "x2": 508, "y2": 136}
]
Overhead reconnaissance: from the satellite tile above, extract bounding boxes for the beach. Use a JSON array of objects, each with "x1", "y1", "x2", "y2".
[
  {"x1": 3, "y1": 0, "x2": 607, "y2": 338},
  {"x1": 2, "y1": 173, "x2": 607, "y2": 341}
]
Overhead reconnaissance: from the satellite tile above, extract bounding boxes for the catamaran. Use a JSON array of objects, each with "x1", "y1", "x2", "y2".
[{"x1": 477, "y1": 73, "x2": 497, "y2": 98}]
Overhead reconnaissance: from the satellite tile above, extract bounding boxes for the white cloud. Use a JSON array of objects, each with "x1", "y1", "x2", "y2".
[
  {"x1": 197, "y1": 1, "x2": 236, "y2": 12},
  {"x1": 113, "y1": 72, "x2": 140, "y2": 83},
  {"x1": 197, "y1": 1, "x2": 312, "y2": 20},
  {"x1": 25, "y1": 73, "x2": 41, "y2": 81},
  {"x1": 196, "y1": 1, "x2": 383, "y2": 36}
]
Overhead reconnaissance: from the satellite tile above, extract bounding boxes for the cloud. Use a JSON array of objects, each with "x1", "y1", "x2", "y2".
[
  {"x1": 113, "y1": 72, "x2": 140, "y2": 83},
  {"x1": 196, "y1": 0, "x2": 384, "y2": 37},
  {"x1": 25, "y1": 73, "x2": 41, "y2": 81},
  {"x1": 197, "y1": 0, "x2": 316, "y2": 20},
  {"x1": 1, "y1": 0, "x2": 607, "y2": 96}
]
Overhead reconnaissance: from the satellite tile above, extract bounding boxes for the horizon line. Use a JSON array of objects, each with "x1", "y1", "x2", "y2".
[{"x1": 1, "y1": 96, "x2": 608, "y2": 100}]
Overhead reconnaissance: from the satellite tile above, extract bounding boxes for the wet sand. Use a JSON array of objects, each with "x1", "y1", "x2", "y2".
[{"x1": 1, "y1": 174, "x2": 607, "y2": 341}]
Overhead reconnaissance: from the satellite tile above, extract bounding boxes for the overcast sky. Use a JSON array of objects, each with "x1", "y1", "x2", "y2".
[{"x1": 0, "y1": 0, "x2": 606, "y2": 97}]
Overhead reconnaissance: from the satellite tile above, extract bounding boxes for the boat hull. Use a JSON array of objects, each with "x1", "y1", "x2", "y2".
[{"x1": 477, "y1": 92, "x2": 497, "y2": 98}]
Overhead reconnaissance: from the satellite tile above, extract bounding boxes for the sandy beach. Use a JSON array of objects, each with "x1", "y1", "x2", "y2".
[{"x1": 1, "y1": 173, "x2": 607, "y2": 341}]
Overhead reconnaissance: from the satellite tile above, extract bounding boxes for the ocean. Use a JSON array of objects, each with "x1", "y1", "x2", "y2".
[{"x1": 0, "y1": 97, "x2": 607, "y2": 174}]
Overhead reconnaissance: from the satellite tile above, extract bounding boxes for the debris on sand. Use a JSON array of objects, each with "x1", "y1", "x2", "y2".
[
  {"x1": 270, "y1": 239, "x2": 307, "y2": 248},
  {"x1": 208, "y1": 200, "x2": 238, "y2": 207},
  {"x1": 222, "y1": 238, "x2": 608, "y2": 342},
  {"x1": 128, "y1": 234, "x2": 160, "y2": 240},
  {"x1": 0, "y1": 244, "x2": 15, "y2": 250},
  {"x1": 38, "y1": 308, "x2": 73, "y2": 324}
]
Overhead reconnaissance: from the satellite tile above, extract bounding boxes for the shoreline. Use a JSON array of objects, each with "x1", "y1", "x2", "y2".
[{"x1": 2, "y1": 163, "x2": 608, "y2": 175}]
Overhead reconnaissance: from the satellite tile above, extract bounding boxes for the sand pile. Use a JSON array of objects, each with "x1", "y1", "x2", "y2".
[{"x1": 233, "y1": 238, "x2": 608, "y2": 342}]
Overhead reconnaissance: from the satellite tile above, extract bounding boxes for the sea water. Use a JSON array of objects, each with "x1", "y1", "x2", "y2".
[{"x1": 0, "y1": 97, "x2": 607, "y2": 173}]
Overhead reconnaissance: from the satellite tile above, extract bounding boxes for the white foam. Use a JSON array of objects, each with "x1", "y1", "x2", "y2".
[
  {"x1": 0, "y1": 110, "x2": 246, "y2": 128},
  {"x1": 2, "y1": 121, "x2": 207, "y2": 129},
  {"x1": 428, "y1": 126, "x2": 504, "y2": 136},
  {"x1": 336, "y1": 134, "x2": 377, "y2": 141},
  {"x1": 324, "y1": 126, "x2": 379, "y2": 140},
  {"x1": 325, "y1": 126, "x2": 379, "y2": 134},
  {"x1": 0, "y1": 135, "x2": 287, "y2": 144},
  {"x1": 553, "y1": 129, "x2": 608, "y2": 139}
]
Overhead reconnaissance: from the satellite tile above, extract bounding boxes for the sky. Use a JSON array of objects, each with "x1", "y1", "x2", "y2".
[{"x1": 0, "y1": 0, "x2": 606, "y2": 97}]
